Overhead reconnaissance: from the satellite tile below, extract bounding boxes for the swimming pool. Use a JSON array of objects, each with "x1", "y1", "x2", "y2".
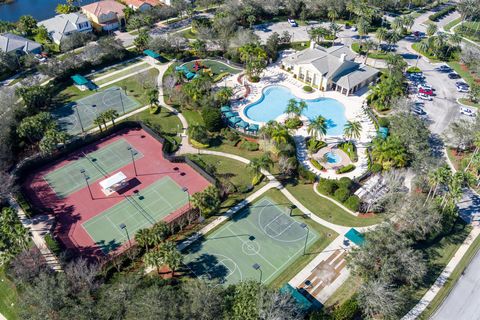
[{"x1": 244, "y1": 86, "x2": 347, "y2": 136}]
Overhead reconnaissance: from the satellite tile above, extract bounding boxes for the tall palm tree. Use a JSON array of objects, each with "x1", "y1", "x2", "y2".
[
  {"x1": 160, "y1": 241, "x2": 183, "y2": 277},
  {"x1": 143, "y1": 248, "x2": 165, "y2": 273},
  {"x1": 104, "y1": 109, "x2": 119, "y2": 125},
  {"x1": 248, "y1": 153, "x2": 274, "y2": 177},
  {"x1": 329, "y1": 22, "x2": 343, "y2": 46},
  {"x1": 357, "y1": 17, "x2": 370, "y2": 46},
  {"x1": 93, "y1": 116, "x2": 104, "y2": 132},
  {"x1": 362, "y1": 40, "x2": 375, "y2": 64},
  {"x1": 135, "y1": 228, "x2": 151, "y2": 252},
  {"x1": 270, "y1": 124, "x2": 290, "y2": 145},
  {"x1": 328, "y1": 8, "x2": 338, "y2": 23},
  {"x1": 285, "y1": 99, "x2": 306, "y2": 118},
  {"x1": 307, "y1": 116, "x2": 327, "y2": 140},
  {"x1": 426, "y1": 23, "x2": 438, "y2": 37},
  {"x1": 466, "y1": 132, "x2": 480, "y2": 171},
  {"x1": 343, "y1": 120, "x2": 362, "y2": 141},
  {"x1": 376, "y1": 27, "x2": 388, "y2": 50},
  {"x1": 387, "y1": 30, "x2": 402, "y2": 52},
  {"x1": 404, "y1": 14, "x2": 414, "y2": 31}
]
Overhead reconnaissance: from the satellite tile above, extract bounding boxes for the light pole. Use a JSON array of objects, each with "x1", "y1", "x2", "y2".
[
  {"x1": 182, "y1": 187, "x2": 190, "y2": 209},
  {"x1": 300, "y1": 223, "x2": 309, "y2": 255},
  {"x1": 289, "y1": 204, "x2": 297, "y2": 216},
  {"x1": 119, "y1": 223, "x2": 132, "y2": 247},
  {"x1": 252, "y1": 263, "x2": 262, "y2": 283},
  {"x1": 127, "y1": 146, "x2": 138, "y2": 176},
  {"x1": 117, "y1": 88, "x2": 125, "y2": 114},
  {"x1": 73, "y1": 104, "x2": 85, "y2": 133},
  {"x1": 80, "y1": 169, "x2": 93, "y2": 200}
]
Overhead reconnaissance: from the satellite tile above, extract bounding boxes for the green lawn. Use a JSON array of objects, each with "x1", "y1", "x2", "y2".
[
  {"x1": 285, "y1": 183, "x2": 384, "y2": 227},
  {"x1": 351, "y1": 43, "x2": 390, "y2": 60},
  {"x1": 207, "y1": 140, "x2": 264, "y2": 161},
  {"x1": 324, "y1": 275, "x2": 361, "y2": 308},
  {"x1": 459, "y1": 98, "x2": 479, "y2": 108},
  {"x1": 182, "y1": 28, "x2": 197, "y2": 39},
  {"x1": 0, "y1": 267, "x2": 19, "y2": 320},
  {"x1": 418, "y1": 230, "x2": 480, "y2": 319},
  {"x1": 447, "y1": 61, "x2": 480, "y2": 87},
  {"x1": 182, "y1": 59, "x2": 242, "y2": 75},
  {"x1": 93, "y1": 63, "x2": 151, "y2": 85},
  {"x1": 411, "y1": 43, "x2": 443, "y2": 62},
  {"x1": 181, "y1": 109, "x2": 204, "y2": 126},
  {"x1": 444, "y1": 17, "x2": 461, "y2": 32},
  {"x1": 130, "y1": 108, "x2": 183, "y2": 144},
  {"x1": 89, "y1": 58, "x2": 143, "y2": 79}
]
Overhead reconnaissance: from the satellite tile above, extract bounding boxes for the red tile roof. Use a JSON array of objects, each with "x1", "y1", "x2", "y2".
[{"x1": 81, "y1": 0, "x2": 126, "y2": 17}]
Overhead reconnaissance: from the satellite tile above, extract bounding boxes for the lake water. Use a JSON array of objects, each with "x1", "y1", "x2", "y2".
[{"x1": 0, "y1": 0, "x2": 96, "y2": 22}]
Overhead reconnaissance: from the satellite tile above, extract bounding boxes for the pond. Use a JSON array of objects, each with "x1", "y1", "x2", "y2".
[{"x1": 0, "y1": 0, "x2": 96, "y2": 22}]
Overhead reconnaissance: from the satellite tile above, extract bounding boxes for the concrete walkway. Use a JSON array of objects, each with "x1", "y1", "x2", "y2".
[{"x1": 313, "y1": 182, "x2": 357, "y2": 216}]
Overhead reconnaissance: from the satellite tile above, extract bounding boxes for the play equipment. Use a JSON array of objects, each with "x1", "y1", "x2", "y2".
[{"x1": 175, "y1": 65, "x2": 198, "y2": 80}]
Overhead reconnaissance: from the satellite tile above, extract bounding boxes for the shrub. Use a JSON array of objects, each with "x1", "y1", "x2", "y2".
[
  {"x1": 298, "y1": 166, "x2": 316, "y2": 184},
  {"x1": 337, "y1": 177, "x2": 353, "y2": 190},
  {"x1": 334, "y1": 187, "x2": 350, "y2": 203},
  {"x1": 202, "y1": 107, "x2": 223, "y2": 132},
  {"x1": 332, "y1": 296, "x2": 360, "y2": 320},
  {"x1": 239, "y1": 139, "x2": 259, "y2": 151},
  {"x1": 338, "y1": 142, "x2": 357, "y2": 162},
  {"x1": 285, "y1": 117, "x2": 303, "y2": 129},
  {"x1": 370, "y1": 162, "x2": 383, "y2": 173},
  {"x1": 190, "y1": 139, "x2": 209, "y2": 148},
  {"x1": 149, "y1": 105, "x2": 160, "y2": 114},
  {"x1": 336, "y1": 164, "x2": 356, "y2": 174},
  {"x1": 429, "y1": 5, "x2": 456, "y2": 21},
  {"x1": 221, "y1": 128, "x2": 240, "y2": 145},
  {"x1": 318, "y1": 178, "x2": 337, "y2": 195},
  {"x1": 237, "y1": 184, "x2": 253, "y2": 193},
  {"x1": 344, "y1": 195, "x2": 360, "y2": 211},
  {"x1": 213, "y1": 72, "x2": 229, "y2": 82},
  {"x1": 310, "y1": 158, "x2": 324, "y2": 171},
  {"x1": 15, "y1": 192, "x2": 34, "y2": 218},
  {"x1": 308, "y1": 139, "x2": 327, "y2": 153},
  {"x1": 45, "y1": 234, "x2": 61, "y2": 256},
  {"x1": 406, "y1": 66, "x2": 421, "y2": 73},
  {"x1": 303, "y1": 85, "x2": 313, "y2": 92},
  {"x1": 377, "y1": 117, "x2": 390, "y2": 128}
]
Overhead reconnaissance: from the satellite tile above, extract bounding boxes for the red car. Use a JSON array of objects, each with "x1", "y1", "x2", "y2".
[{"x1": 419, "y1": 88, "x2": 433, "y2": 96}]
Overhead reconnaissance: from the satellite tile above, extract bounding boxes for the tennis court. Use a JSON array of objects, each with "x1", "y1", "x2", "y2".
[
  {"x1": 53, "y1": 86, "x2": 140, "y2": 134},
  {"x1": 184, "y1": 197, "x2": 319, "y2": 286},
  {"x1": 83, "y1": 176, "x2": 188, "y2": 253},
  {"x1": 44, "y1": 139, "x2": 143, "y2": 198}
]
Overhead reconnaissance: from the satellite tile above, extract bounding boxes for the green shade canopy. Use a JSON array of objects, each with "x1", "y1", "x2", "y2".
[
  {"x1": 220, "y1": 106, "x2": 231, "y2": 112},
  {"x1": 228, "y1": 116, "x2": 241, "y2": 125},
  {"x1": 143, "y1": 49, "x2": 160, "y2": 59},
  {"x1": 280, "y1": 284, "x2": 317, "y2": 311},
  {"x1": 378, "y1": 127, "x2": 389, "y2": 139},
  {"x1": 248, "y1": 124, "x2": 259, "y2": 131},
  {"x1": 71, "y1": 74, "x2": 89, "y2": 85},
  {"x1": 345, "y1": 228, "x2": 365, "y2": 246},
  {"x1": 236, "y1": 120, "x2": 249, "y2": 129},
  {"x1": 223, "y1": 111, "x2": 235, "y2": 118}
]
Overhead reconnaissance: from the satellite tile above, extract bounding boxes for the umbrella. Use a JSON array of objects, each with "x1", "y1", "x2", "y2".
[
  {"x1": 236, "y1": 120, "x2": 249, "y2": 129},
  {"x1": 220, "y1": 106, "x2": 231, "y2": 112},
  {"x1": 223, "y1": 111, "x2": 235, "y2": 118},
  {"x1": 228, "y1": 117, "x2": 241, "y2": 125}
]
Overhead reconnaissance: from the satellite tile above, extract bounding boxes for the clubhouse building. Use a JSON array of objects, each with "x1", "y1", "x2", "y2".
[{"x1": 282, "y1": 43, "x2": 379, "y2": 95}]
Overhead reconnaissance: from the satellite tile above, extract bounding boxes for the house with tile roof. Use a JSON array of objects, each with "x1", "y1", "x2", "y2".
[
  {"x1": 38, "y1": 13, "x2": 92, "y2": 45},
  {"x1": 282, "y1": 43, "x2": 379, "y2": 95},
  {"x1": 0, "y1": 33, "x2": 42, "y2": 55},
  {"x1": 123, "y1": 0, "x2": 160, "y2": 11},
  {"x1": 81, "y1": 0, "x2": 126, "y2": 32}
]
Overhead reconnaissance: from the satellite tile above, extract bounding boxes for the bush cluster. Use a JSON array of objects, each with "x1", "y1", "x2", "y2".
[
  {"x1": 239, "y1": 140, "x2": 259, "y2": 151},
  {"x1": 336, "y1": 164, "x2": 356, "y2": 174},
  {"x1": 310, "y1": 158, "x2": 324, "y2": 171},
  {"x1": 317, "y1": 177, "x2": 360, "y2": 211},
  {"x1": 429, "y1": 5, "x2": 456, "y2": 21},
  {"x1": 303, "y1": 85, "x2": 313, "y2": 92},
  {"x1": 285, "y1": 117, "x2": 303, "y2": 129},
  {"x1": 308, "y1": 139, "x2": 327, "y2": 153}
]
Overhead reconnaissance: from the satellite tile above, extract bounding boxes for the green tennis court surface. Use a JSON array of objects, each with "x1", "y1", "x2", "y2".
[
  {"x1": 83, "y1": 176, "x2": 188, "y2": 253},
  {"x1": 53, "y1": 86, "x2": 140, "y2": 134},
  {"x1": 184, "y1": 197, "x2": 319, "y2": 286},
  {"x1": 44, "y1": 139, "x2": 143, "y2": 198}
]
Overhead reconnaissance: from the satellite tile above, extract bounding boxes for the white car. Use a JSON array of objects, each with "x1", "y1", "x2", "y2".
[
  {"x1": 460, "y1": 107, "x2": 475, "y2": 117},
  {"x1": 418, "y1": 83, "x2": 432, "y2": 91},
  {"x1": 288, "y1": 19, "x2": 298, "y2": 27},
  {"x1": 417, "y1": 93, "x2": 432, "y2": 101},
  {"x1": 457, "y1": 86, "x2": 469, "y2": 93}
]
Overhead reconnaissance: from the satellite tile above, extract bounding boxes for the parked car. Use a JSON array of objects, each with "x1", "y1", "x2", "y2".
[
  {"x1": 352, "y1": 26, "x2": 357, "y2": 31},
  {"x1": 418, "y1": 83, "x2": 433, "y2": 91},
  {"x1": 417, "y1": 93, "x2": 433, "y2": 100},
  {"x1": 457, "y1": 86, "x2": 470, "y2": 93},
  {"x1": 419, "y1": 88, "x2": 434, "y2": 95},
  {"x1": 456, "y1": 81, "x2": 469, "y2": 87},
  {"x1": 435, "y1": 64, "x2": 452, "y2": 72},
  {"x1": 448, "y1": 72, "x2": 461, "y2": 79},
  {"x1": 288, "y1": 19, "x2": 298, "y2": 27},
  {"x1": 412, "y1": 107, "x2": 426, "y2": 116},
  {"x1": 460, "y1": 107, "x2": 475, "y2": 117}
]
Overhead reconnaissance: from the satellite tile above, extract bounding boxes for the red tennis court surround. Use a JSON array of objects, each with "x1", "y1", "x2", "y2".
[{"x1": 24, "y1": 128, "x2": 210, "y2": 258}]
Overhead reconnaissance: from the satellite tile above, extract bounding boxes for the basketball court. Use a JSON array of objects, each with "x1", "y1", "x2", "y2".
[
  {"x1": 184, "y1": 197, "x2": 319, "y2": 286},
  {"x1": 53, "y1": 86, "x2": 140, "y2": 134},
  {"x1": 43, "y1": 139, "x2": 143, "y2": 198},
  {"x1": 83, "y1": 176, "x2": 188, "y2": 253}
]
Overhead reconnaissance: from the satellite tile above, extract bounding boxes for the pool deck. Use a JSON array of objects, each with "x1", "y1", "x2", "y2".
[{"x1": 222, "y1": 52, "x2": 378, "y2": 180}]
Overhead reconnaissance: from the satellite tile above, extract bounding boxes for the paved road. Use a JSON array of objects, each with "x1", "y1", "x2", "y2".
[{"x1": 432, "y1": 241, "x2": 480, "y2": 320}]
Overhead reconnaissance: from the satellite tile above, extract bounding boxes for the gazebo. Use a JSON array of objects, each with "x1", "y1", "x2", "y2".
[
  {"x1": 236, "y1": 120, "x2": 249, "y2": 132},
  {"x1": 71, "y1": 74, "x2": 96, "y2": 91}
]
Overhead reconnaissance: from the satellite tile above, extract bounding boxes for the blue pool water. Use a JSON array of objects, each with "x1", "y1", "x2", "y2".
[
  {"x1": 244, "y1": 86, "x2": 347, "y2": 136},
  {"x1": 325, "y1": 152, "x2": 342, "y2": 164}
]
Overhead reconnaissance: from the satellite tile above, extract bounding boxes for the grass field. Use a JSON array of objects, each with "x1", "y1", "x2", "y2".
[
  {"x1": 285, "y1": 183, "x2": 383, "y2": 227},
  {"x1": 83, "y1": 176, "x2": 188, "y2": 253},
  {"x1": 459, "y1": 97, "x2": 479, "y2": 108},
  {"x1": 448, "y1": 61, "x2": 480, "y2": 87},
  {"x1": 94, "y1": 64, "x2": 152, "y2": 86},
  {"x1": 444, "y1": 17, "x2": 461, "y2": 32},
  {"x1": 130, "y1": 108, "x2": 183, "y2": 144},
  {"x1": 91, "y1": 59, "x2": 144, "y2": 79},
  {"x1": 184, "y1": 195, "x2": 320, "y2": 286},
  {"x1": 0, "y1": 267, "x2": 19, "y2": 320},
  {"x1": 182, "y1": 59, "x2": 242, "y2": 75}
]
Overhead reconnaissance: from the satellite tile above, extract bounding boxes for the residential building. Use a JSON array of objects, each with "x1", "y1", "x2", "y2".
[
  {"x1": 81, "y1": 0, "x2": 127, "y2": 32},
  {"x1": 0, "y1": 33, "x2": 42, "y2": 55},
  {"x1": 283, "y1": 43, "x2": 379, "y2": 95},
  {"x1": 38, "y1": 13, "x2": 92, "y2": 45},
  {"x1": 123, "y1": 0, "x2": 159, "y2": 11}
]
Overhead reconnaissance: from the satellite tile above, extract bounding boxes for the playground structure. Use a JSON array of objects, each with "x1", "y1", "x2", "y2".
[{"x1": 176, "y1": 61, "x2": 214, "y2": 80}]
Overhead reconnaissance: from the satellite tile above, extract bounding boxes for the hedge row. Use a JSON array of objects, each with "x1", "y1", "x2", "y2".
[
  {"x1": 429, "y1": 5, "x2": 456, "y2": 22},
  {"x1": 317, "y1": 177, "x2": 360, "y2": 211}
]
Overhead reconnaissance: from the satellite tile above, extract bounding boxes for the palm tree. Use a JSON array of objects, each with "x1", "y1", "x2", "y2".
[
  {"x1": 357, "y1": 17, "x2": 370, "y2": 46},
  {"x1": 465, "y1": 132, "x2": 480, "y2": 171},
  {"x1": 391, "y1": 17, "x2": 404, "y2": 31},
  {"x1": 248, "y1": 153, "x2": 274, "y2": 177},
  {"x1": 376, "y1": 27, "x2": 388, "y2": 50},
  {"x1": 93, "y1": 116, "x2": 104, "y2": 132},
  {"x1": 135, "y1": 228, "x2": 151, "y2": 251},
  {"x1": 104, "y1": 109, "x2": 119, "y2": 126},
  {"x1": 418, "y1": 40, "x2": 430, "y2": 56},
  {"x1": 160, "y1": 241, "x2": 183, "y2": 277},
  {"x1": 328, "y1": 8, "x2": 338, "y2": 23},
  {"x1": 404, "y1": 14, "x2": 414, "y2": 31},
  {"x1": 143, "y1": 248, "x2": 165, "y2": 273},
  {"x1": 362, "y1": 39, "x2": 375, "y2": 64},
  {"x1": 307, "y1": 115, "x2": 327, "y2": 140},
  {"x1": 329, "y1": 22, "x2": 343, "y2": 46},
  {"x1": 147, "y1": 87, "x2": 159, "y2": 107},
  {"x1": 387, "y1": 30, "x2": 402, "y2": 52},
  {"x1": 343, "y1": 120, "x2": 362, "y2": 141},
  {"x1": 270, "y1": 124, "x2": 290, "y2": 145},
  {"x1": 426, "y1": 23, "x2": 438, "y2": 37}
]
